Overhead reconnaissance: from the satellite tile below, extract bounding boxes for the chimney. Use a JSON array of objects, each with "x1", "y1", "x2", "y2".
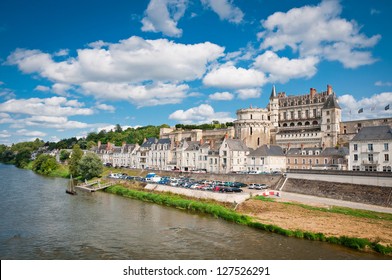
[
  {"x1": 327, "y1": 84, "x2": 332, "y2": 95},
  {"x1": 200, "y1": 138, "x2": 204, "y2": 145},
  {"x1": 98, "y1": 141, "x2": 101, "y2": 149},
  {"x1": 107, "y1": 141, "x2": 111, "y2": 151},
  {"x1": 122, "y1": 141, "x2": 126, "y2": 148},
  {"x1": 301, "y1": 143, "x2": 304, "y2": 150},
  {"x1": 225, "y1": 133, "x2": 228, "y2": 139},
  {"x1": 310, "y1": 88, "x2": 316, "y2": 97}
]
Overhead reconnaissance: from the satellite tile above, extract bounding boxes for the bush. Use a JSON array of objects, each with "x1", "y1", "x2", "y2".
[{"x1": 33, "y1": 154, "x2": 59, "y2": 175}]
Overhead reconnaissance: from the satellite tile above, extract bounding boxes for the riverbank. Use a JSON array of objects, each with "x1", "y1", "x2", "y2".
[{"x1": 104, "y1": 184, "x2": 392, "y2": 256}]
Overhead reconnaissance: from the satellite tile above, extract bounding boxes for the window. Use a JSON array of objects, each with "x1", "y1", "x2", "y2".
[
  {"x1": 291, "y1": 111, "x2": 294, "y2": 119},
  {"x1": 287, "y1": 159, "x2": 291, "y2": 164},
  {"x1": 354, "y1": 154, "x2": 358, "y2": 161},
  {"x1": 250, "y1": 114, "x2": 253, "y2": 119},
  {"x1": 313, "y1": 109, "x2": 317, "y2": 117},
  {"x1": 294, "y1": 158, "x2": 298, "y2": 164},
  {"x1": 257, "y1": 137, "x2": 260, "y2": 146},
  {"x1": 385, "y1": 154, "x2": 389, "y2": 162},
  {"x1": 368, "y1": 144, "x2": 373, "y2": 151},
  {"x1": 302, "y1": 159, "x2": 305, "y2": 164},
  {"x1": 327, "y1": 118, "x2": 330, "y2": 123},
  {"x1": 309, "y1": 159, "x2": 312, "y2": 164},
  {"x1": 383, "y1": 166, "x2": 391, "y2": 172},
  {"x1": 368, "y1": 154, "x2": 374, "y2": 162},
  {"x1": 353, "y1": 144, "x2": 358, "y2": 151},
  {"x1": 324, "y1": 158, "x2": 328, "y2": 164},
  {"x1": 384, "y1": 143, "x2": 389, "y2": 151},
  {"x1": 316, "y1": 159, "x2": 319, "y2": 164},
  {"x1": 326, "y1": 111, "x2": 330, "y2": 115},
  {"x1": 352, "y1": 166, "x2": 360, "y2": 171},
  {"x1": 250, "y1": 127, "x2": 253, "y2": 135}
]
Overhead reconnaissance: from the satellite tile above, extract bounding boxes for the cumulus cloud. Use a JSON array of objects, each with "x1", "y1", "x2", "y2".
[
  {"x1": 0, "y1": 130, "x2": 10, "y2": 138},
  {"x1": 95, "y1": 103, "x2": 115, "y2": 112},
  {"x1": 203, "y1": 64, "x2": 266, "y2": 89},
  {"x1": 7, "y1": 37, "x2": 224, "y2": 107},
  {"x1": 53, "y1": 49, "x2": 69, "y2": 57},
  {"x1": 169, "y1": 104, "x2": 234, "y2": 123},
  {"x1": 34, "y1": 85, "x2": 50, "y2": 92},
  {"x1": 254, "y1": 51, "x2": 319, "y2": 83},
  {"x1": 338, "y1": 92, "x2": 392, "y2": 121},
  {"x1": 141, "y1": 0, "x2": 188, "y2": 37},
  {"x1": 81, "y1": 82, "x2": 189, "y2": 107},
  {"x1": 16, "y1": 129, "x2": 46, "y2": 137},
  {"x1": 258, "y1": 0, "x2": 380, "y2": 68},
  {"x1": 208, "y1": 91, "x2": 234, "y2": 101},
  {"x1": 0, "y1": 96, "x2": 93, "y2": 116},
  {"x1": 201, "y1": 0, "x2": 244, "y2": 23},
  {"x1": 236, "y1": 88, "x2": 261, "y2": 100}
]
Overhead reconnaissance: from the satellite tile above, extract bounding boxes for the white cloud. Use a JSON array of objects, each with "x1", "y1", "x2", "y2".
[
  {"x1": 96, "y1": 124, "x2": 134, "y2": 132},
  {"x1": 16, "y1": 129, "x2": 46, "y2": 137},
  {"x1": 209, "y1": 91, "x2": 234, "y2": 101},
  {"x1": 7, "y1": 37, "x2": 224, "y2": 106},
  {"x1": 258, "y1": 0, "x2": 380, "y2": 68},
  {"x1": 370, "y1": 9, "x2": 381, "y2": 15},
  {"x1": 169, "y1": 104, "x2": 234, "y2": 123},
  {"x1": 0, "y1": 130, "x2": 10, "y2": 138},
  {"x1": 375, "y1": 81, "x2": 392, "y2": 87},
  {"x1": 81, "y1": 82, "x2": 189, "y2": 107},
  {"x1": 53, "y1": 49, "x2": 69, "y2": 57},
  {"x1": 236, "y1": 88, "x2": 261, "y2": 100},
  {"x1": 201, "y1": 0, "x2": 244, "y2": 23},
  {"x1": 254, "y1": 51, "x2": 319, "y2": 83},
  {"x1": 0, "y1": 96, "x2": 93, "y2": 116},
  {"x1": 141, "y1": 0, "x2": 187, "y2": 37},
  {"x1": 203, "y1": 64, "x2": 266, "y2": 89},
  {"x1": 34, "y1": 85, "x2": 50, "y2": 92},
  {"x1": 338, "y1": 92, "x2": 392, "y2": 121},
  {"x1": 96, "y1": 103, "x2": 115, "y2": 112},
  {"x1": 0, "y1": 81, "x2": 4, "y2": 85}
]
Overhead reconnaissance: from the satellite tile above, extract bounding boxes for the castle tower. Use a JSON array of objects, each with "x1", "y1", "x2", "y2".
[
  {"x1": 268, "y1": 85, "x2": 279, "y2": 128},
  {"x1": 321, "y1": 85, "x2": 341, "y2": 147},
  {"x1": 234, "y1": 107, "x2": 271, "y2": 149}
]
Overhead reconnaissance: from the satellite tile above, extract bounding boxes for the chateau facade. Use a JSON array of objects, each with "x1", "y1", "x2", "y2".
[
  {"x1": 92, "y1": 84, "x2": 392, "y2": 173},
  {"x1": 234, "y1": 85, "x2": 341, "y2": 150}
]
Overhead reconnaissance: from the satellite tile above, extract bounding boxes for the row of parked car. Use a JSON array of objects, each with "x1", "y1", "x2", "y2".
[{"x1": 107, "y1": 172, "x2": 269, "y2": 193}]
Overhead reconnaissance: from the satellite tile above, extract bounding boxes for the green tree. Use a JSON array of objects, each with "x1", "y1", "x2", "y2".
[
  {"x1": 0, "y1": 149, "x2": 15, "y2": 163},
  {"x1": 59, "y1": 150, "x2": 71, "y2": 162},
  {"x1": 14, "y1": 148, "x2": 32, "y2": 168},
  {"x1": 33, "y1": 154, "x2": 59, "y2": 175},
  {"x1": 78, "y1": 153, "x2": 103, "y2": 180},
  {"x1": 115, "y1": 124, "x2": 123, "y2": 133},
  {"x1": 86, "y1": 140, "x2": 96, "y2": 150},
  {"x1": 69, "y1": 144, "x2": 83, "y2": 177}
]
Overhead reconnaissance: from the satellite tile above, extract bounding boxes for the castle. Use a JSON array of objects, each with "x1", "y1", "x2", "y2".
[{"x1": 234, "y1": 85, "x2": 341, "y2": 150}]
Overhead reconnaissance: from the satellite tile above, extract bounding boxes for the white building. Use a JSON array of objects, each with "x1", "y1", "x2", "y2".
[
  {"x1": 246, "y1": 144, "x2": 286, "y2": 172},
  {"x1": 349, "y1": 126, "x2": 392, "y2": 172}
]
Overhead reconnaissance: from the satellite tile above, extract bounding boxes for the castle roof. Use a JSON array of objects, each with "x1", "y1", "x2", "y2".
[
  {"x1": 270, "y1": 85, "x2": 276, "y2": 99},
  {"x1": 322, "y1": 93, "x2": 341, "y2": 109}
]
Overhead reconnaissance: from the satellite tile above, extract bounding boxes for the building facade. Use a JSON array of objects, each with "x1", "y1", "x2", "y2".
[{"x1": 349, "y1": 126, "x2": 392, "y2": 172}]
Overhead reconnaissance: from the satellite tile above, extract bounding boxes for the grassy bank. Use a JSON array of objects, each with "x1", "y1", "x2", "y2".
[
  {"x1": 105, "y1": 184, "x2": 392, "y2": 256},
  {"x1": 254, "y1": 195, "x2": 392, "y2": 221}
]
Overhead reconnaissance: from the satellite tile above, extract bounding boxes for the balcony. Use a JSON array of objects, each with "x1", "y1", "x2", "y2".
[{"x1": 362, "y1": 160, "x2": 378, "y2": 165}]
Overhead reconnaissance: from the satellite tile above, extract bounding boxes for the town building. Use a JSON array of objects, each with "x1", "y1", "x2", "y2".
[
  {"x1": 246, "y1": 145, "x2": 286, "y2": 173},
  {"x1": 348, "y1": 126, "x2": 392, "y2": 172}
]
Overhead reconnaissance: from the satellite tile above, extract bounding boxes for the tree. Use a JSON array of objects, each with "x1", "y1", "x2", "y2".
[
  {"x1": 14, "y1": 148, "x2": 32, "y2": 168},
  {"x1": 33, "y1": 154, "x2": 58, "y2": 175},
  {"x1": 69, "y1": 144, "x2": 83, "y2": 177},
  {"x1": 78, "y1": 153, "x2": 103, "y2": 180},
  {"x1": 86, "y1": 141, "x2": 96, "y2": 150},
  {"x1": 59, "y1": 150, "x2": 71, "y2": 162},
  {"x1": 115, "y1": 124, "x2": 123, "y2": 133}
]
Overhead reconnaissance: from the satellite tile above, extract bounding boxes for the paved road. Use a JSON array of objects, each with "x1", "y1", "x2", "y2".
[{"x1": 274, "y1": 191, "x2": 392, "y2": 214}]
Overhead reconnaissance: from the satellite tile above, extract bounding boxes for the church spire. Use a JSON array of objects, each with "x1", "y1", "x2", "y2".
[{"x1": 270, "y1": 85, "x2": 276, "y2": 99}]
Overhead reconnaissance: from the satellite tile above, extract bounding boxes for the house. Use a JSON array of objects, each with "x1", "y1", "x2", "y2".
[
  {"x1": 247, "y1": 144, "x2": 286, "y2": 172},
  {"x1": 219, "y1": 138, "x2": 249, "y2": 173},
  {"x1": 349, "y1": 126, "x2": 392, "y2": 172}
]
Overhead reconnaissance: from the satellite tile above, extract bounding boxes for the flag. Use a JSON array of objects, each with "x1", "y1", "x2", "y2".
[
  {"x1": 386, "y1": 104, "x2": 390, "y2": 111},
  {"x1": 358, "y1": 108, "x2": 363, "y2": 113}
]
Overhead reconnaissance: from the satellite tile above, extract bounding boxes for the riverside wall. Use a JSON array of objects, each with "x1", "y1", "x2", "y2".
[{"x1": 283, "y1": 178, "x2": 392, "y2": 207}]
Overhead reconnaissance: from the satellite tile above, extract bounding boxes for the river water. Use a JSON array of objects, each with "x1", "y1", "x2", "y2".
[{"x1": 0, "y1": 164, "x2": 388, "y2": 260}]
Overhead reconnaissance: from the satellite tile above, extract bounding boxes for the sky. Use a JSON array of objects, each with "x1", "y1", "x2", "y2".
[{"x1": 0, "y1": 0, "x2": 391, "y2": 145}]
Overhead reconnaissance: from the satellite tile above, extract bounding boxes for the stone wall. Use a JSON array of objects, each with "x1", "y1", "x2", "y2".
[{"x1": 283, "y1": 178, "x2": 392, "y2": 207}]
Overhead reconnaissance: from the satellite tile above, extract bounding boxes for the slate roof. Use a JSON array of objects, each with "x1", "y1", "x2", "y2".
[
  {"x1": 185, "y1": 141, "x2": 201, "y2": 151},
  {"x1": 225, "y1": 139, "x2": 249, "y2": 151},
  {"x1": 249, "y1": 145, "x2": 284, "y2": 157},
  {"x1": 286, "y1": 147, "x2": 322, "y2": 155},
  {"x1": 351, "y1": 126, "x2": 392, "y2": 141},
  {"x1": 322, "y1": 93, "x2": 341, "y2": 109},
  {"x1": 157, "y1": 138, "x2": 171, "y2": 145},
  {"x1": 141, "y1": 137, "x2": 157, "y2": 148},
  {"x1": 321, "y1": 147, "x2": 349, "y2": 156}
]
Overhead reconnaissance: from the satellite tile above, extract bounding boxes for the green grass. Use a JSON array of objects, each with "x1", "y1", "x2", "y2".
[
  {"x1": 48, "y1": 164, "x2": 69, "y2": 178},
  {"x1": 105, "y1": 184, "x2": 392, "y2": 256}
]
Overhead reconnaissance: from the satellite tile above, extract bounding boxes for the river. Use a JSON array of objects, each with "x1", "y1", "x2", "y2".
[{"x1": 0, "y1": 164, "x2": 388, "y2": 260}]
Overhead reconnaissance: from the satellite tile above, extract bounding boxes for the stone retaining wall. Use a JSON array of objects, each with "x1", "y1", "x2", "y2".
[{"x1": 283, "y1": 178, "x2": 392, "y2": 207}]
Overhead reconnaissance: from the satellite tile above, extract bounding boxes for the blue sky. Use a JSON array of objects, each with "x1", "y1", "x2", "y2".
[{"x1": 0, "y1": 0, "x2": 391, "y2": 144}]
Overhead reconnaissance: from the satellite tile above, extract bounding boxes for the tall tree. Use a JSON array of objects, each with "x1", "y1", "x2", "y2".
[
  {"x1": 69, "y1": 144, "x2": 83, "y2": 177},
  {"x1": 78, "y1": 153, "x2": 103, "y2": 180}
]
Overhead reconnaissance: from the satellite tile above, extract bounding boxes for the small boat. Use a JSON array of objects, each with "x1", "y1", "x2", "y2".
[{"x1": 66, "y1": 175, "x2": 77, "y2": 195}]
